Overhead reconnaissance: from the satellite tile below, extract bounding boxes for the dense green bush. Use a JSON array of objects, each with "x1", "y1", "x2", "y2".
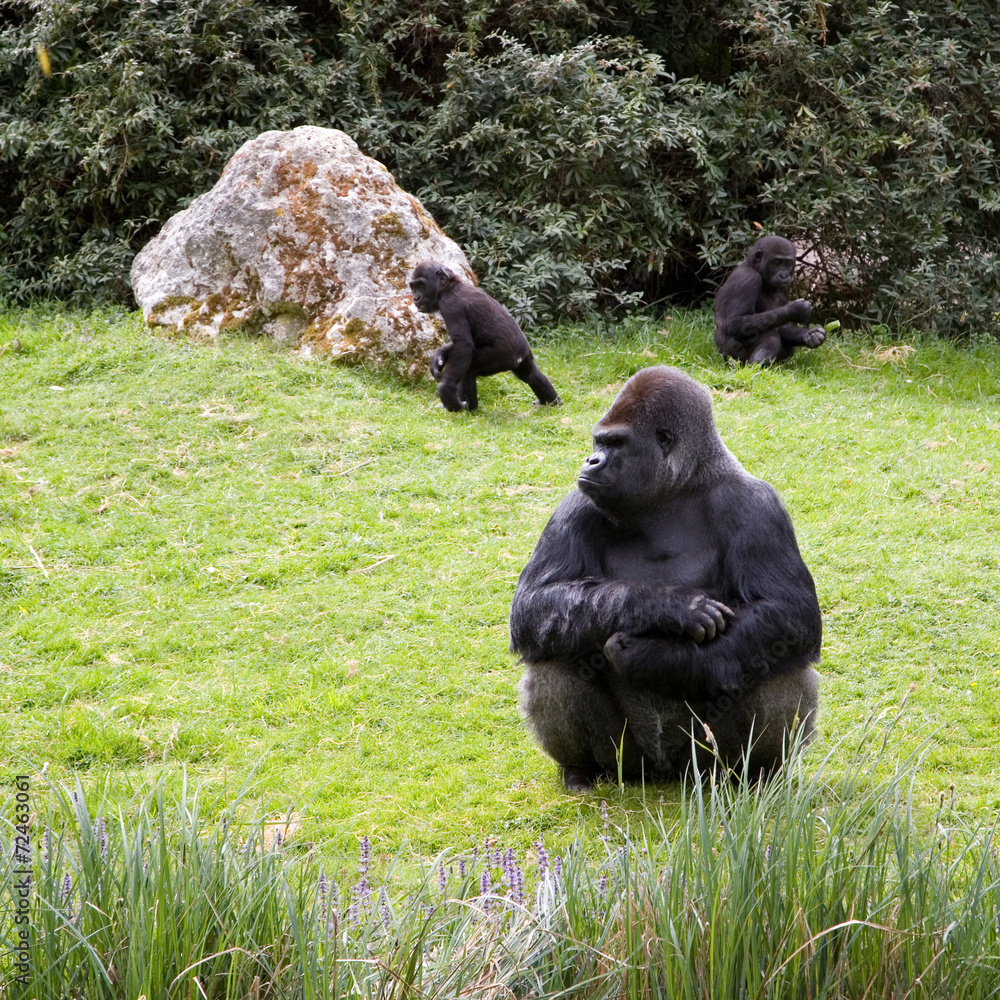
[
  {"x1": 689, "y1": 1, "x2": 1000, "y2": 334},
  {"x1": 0, "y1": 0, "x2": 340, "y2": 301},
  {"x1": 1, "y1": 0, "x2": 998, "y2": 333},
  {"x1": 403, "y1": 36, "x2": 712, "y2": 324}
]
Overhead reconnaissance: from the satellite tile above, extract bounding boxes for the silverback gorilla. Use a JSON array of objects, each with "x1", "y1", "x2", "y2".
[
  {"x1": 714, "y1": 235, "x2": 826, "y2": 365},
  {"x1": 409, "y1": 262, "x2": 562, "y2": 412},
  {"x1": 509, "y1": 367, "x2": 821, "y2": 791}
]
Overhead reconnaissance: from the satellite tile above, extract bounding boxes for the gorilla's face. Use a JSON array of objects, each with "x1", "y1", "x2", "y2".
[
  {"x1": 577, "y1": 367, "x2": 718, "y2": 516},
  {"x1": 409, "y1": 262, "x2": 446, "y2": 314},
  {"x1": 749, "y1": 236, "x2": 797, "y2": 292},
  {"x1": 578, "y1": 422, "x2": 676, "y2": 513}
]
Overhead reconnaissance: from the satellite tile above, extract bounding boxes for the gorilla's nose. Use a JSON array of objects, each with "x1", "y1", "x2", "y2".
[{"x1": 582, "y1": 451, "x2": 607, "y2": 473}]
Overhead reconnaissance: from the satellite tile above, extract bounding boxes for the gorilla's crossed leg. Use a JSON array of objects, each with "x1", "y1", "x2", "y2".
[
  {"x1": 520, "y1": 658, "x2": 819, "y2": 789},
  {"x1": 518, "y1": 660, "x2": 697, "y2": 790}
]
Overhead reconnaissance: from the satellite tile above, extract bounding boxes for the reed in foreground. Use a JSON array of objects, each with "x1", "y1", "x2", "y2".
[{"x1": 3, "y1": 723, "x2": 998, "y2": 999}]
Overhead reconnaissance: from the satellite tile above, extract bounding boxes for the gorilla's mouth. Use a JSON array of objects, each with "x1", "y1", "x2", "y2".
[{"x1": 577, "y1": 474, "x2": 608, "y2": 496}]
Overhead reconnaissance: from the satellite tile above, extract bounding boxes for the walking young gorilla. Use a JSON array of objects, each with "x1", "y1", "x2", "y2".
[
  {"x1": 714, "y1": 235, "x2": 826, "y2": 365},
  {"x1": 509, "y1": 367, "x2": 821, "y2": 792},
  {"x1": 408, "y1": 262, "x2": 562, "y2": 412}
]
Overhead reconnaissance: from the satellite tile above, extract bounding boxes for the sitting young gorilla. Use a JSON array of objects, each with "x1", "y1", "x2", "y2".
[
  {"x1": 409, "y1": 262, "x2": 562, "y2": 412},
  {"x1": 714, "y1": 235, "x2": 826, "y2": 365},
  {"x1": 509, "y1": 367, "x2": 821, "y2": 791}
]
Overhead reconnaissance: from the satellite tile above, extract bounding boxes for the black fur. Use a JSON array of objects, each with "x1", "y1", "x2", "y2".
[
  {"x1": 509, "y1": 366, "x2": 822, "y2": 790},
  {"x1": 409, "y1": 262, "x2": 561, "y2": 412},
  {"x1": 714, "y1": 235, "x2": 826, "y2": 365}
]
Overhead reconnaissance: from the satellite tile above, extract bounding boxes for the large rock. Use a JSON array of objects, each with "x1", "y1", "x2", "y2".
[{"x1": 129, "y1": 126, "x2": 474, "y2": 378}]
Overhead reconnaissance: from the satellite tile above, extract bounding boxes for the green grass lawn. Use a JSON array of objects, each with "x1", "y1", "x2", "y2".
[{"x1": 2, "y1": 306, "x2": 999, "y2": 861}]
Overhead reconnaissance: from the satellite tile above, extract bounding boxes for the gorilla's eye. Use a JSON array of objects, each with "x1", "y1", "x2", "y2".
[{"x1": 655, "y1": 428, "x2": 675, "y2": 448}]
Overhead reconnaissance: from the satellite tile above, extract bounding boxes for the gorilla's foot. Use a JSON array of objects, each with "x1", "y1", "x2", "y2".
[{"x1": 562, "y1": 766, "x2": 595, "y2": 793}]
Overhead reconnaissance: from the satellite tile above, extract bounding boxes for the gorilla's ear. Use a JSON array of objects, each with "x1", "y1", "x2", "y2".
[
  {"x1": 436, "y1": 266, "x2": 453, "y2": 283},
  {"x1": 753, "y1": 249, "x2": 764, "y2": 264},
  {"x1": 655, "y1": 427, "x2": 676, "y2": 450}
]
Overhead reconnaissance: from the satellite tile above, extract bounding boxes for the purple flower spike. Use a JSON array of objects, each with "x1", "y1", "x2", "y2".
[
  {"x1": 534, "y1": 840, "x2": 550, "y2": 879},
  {"x1": 317, "y1": 870, "x2": 329, "y2": 921},
  {"x1": 479, "y1": 869, "x2": 492, "y2": 915}
]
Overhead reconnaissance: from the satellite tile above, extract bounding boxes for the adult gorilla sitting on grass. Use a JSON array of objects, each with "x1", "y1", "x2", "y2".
[{"x1": 509, "y1": 367, "x2": 822, "y2": 791}]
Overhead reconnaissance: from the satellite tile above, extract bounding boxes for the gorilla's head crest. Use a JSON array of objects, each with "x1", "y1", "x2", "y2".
[{"x1": 602, "y1": 367, "x2": 714, "y2": 434}]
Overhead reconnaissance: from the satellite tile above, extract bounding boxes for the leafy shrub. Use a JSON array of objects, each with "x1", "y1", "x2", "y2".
[
  {"x1": 403, "y1": 36, "x2": 714, "y2": 324},
  {"x1": 0, "y1": 0, "x2": 341, "y2": 301},
  {"x1": 329, "y1": 0, "x2": 730, "y2": 322},
  {"x1": 689, "y1": 1, "x2": 1000, "y2": 335},
  {"x1": 2, "y1": 0, "x2": 999, "y2": 334}
]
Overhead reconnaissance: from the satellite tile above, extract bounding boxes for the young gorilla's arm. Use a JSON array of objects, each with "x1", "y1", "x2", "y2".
[
  {"x1": 718, "y1": 268, "x2": 812, "y2": 341},
  {"x1": 436, "y1": 297, "x2": 475, "y2": 411}
]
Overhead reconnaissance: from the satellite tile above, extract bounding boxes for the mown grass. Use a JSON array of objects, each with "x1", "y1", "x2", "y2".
[{"x1": 2, "y1": 305, "x2": 1000, "y2": 866}]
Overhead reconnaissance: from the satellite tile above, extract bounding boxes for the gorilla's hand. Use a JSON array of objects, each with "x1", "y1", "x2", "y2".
[
  {"x1": 801, "y1": 326, "x2": 826, "y2": 348},
  {"x1": 429, "y1": 344, "x2": 451, "y2": 382},
  {"x1": 603, "y1": 631, "x2": 650, "y2": 677},
  {"x1": 437, "y1": 381, "x2": 466, "y2": 412},
  {"x1": 674, "y1": 593, "x2": 733, "y2": 642},
  {"x1": 603, "y1": 632, "x2": 644, "y2": 672},
  {"x1": 787, "y1": 298, "x2": 813, "y2": 322}
]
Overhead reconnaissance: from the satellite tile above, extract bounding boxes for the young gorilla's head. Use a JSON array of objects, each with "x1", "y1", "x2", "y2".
[
  {"x1": 746, "y1": 235, "x2": 797, "y2": 292},
  {"x1": 408, "y1": 261, "x2": 457, "y2": 314},
  {"x1": 577, "y1": 367, "x2": 726, "y2": 516}
]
